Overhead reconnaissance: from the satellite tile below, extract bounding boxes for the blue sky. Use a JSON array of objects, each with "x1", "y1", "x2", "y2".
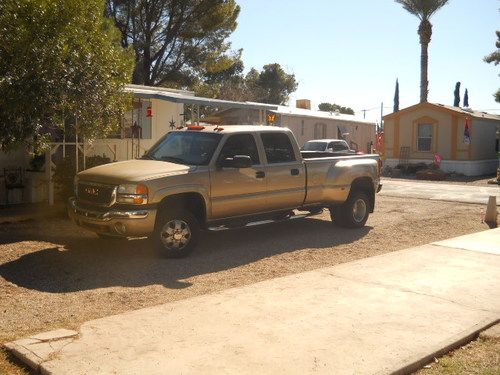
[{"x1": 229, "y1": 0, "x2": 500, "y2": 122}]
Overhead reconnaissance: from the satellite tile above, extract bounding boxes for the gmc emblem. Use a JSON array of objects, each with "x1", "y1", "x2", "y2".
[{"x1": 84, "y1": 187, "x2": 99, "y2": 196}]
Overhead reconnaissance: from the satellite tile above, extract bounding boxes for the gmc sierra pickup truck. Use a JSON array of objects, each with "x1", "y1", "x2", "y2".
[{"x1": 69, "y1": 125, "x2": 381, "y2": 257}]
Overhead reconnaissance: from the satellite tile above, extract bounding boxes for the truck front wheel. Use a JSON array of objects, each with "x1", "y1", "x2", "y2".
[
  {"x1": 330, "y1": 191, "x2": 370, "y2": 228},
  {"x1": 154, "y1": 209, "x2": 200, "y2": 258}
]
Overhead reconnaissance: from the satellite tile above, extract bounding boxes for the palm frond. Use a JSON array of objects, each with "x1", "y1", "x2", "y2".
[{"x1": 395, "y1": 0, "x2": 450, "y2": 20}]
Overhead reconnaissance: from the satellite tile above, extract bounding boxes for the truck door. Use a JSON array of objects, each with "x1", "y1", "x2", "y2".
[
  {"x1": 210, "y1": 133, "x2": 267, "y2": 219},
  {"x1": 260, "y1": 132, "x2": 306, "y2": 211}
]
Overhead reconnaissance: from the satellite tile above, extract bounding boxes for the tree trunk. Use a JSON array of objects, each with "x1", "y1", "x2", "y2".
[
  {"x1": 418, "y1": 20, "x2": 432, "y2": 103},
  {"x1": 420, "y1": 41, "x2": 429, "y2": 103}
]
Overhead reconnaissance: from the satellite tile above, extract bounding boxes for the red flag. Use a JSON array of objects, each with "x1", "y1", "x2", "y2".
[{"x1": 463, "y1": 118, "x2": 471, "y2": 145}]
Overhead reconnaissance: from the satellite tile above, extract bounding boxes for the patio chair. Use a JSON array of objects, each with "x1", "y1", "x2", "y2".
[{"x1": 3, "y1": 167, "x2": 25, "y2": 205}]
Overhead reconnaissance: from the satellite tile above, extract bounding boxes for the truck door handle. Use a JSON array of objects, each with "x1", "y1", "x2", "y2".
[
  {"x1": 291, "y1": 168, "x2": 300, "y2": 176},
  {"x1": 256, "y1": 171, "x2": 265, "y2": 179}
]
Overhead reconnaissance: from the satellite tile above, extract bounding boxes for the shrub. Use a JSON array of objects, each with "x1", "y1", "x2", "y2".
[{"x1": 53, "y1": 154, "x2": 111, "y2": 201}]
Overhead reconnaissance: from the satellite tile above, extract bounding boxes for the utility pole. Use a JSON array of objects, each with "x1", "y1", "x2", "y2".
[
  {"x1": 362, "y1": 109, "x2": 367, "y2": 119},
  {"x1": 380, "y1": 102, "x2": 384, "y2": 130}
]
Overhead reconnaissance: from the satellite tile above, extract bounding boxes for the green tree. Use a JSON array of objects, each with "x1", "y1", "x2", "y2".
[
  {"x1": 106, "y1": 0, "x2": 240, "y2": 87},
  {"x1": 251, "y1": 64, "x2": 298, "y2": 105},
  {"x1": 484, "y1": 30, "x2": 500, "y2": 103},
  {"x1": 0, "y1": 0, "x2": 133, "y2": 152},
  {"x1": 453, "y1": 81, "x2": 461, "y2": 107},
  {"x1": 194, "y1": 63, "x2": 297, "y2": 105},
  {"x1": 393, "y1": 78, "x2": 400, "y2": 112},
  {"x1": 395, "y1": 0, "x2": 449, "y2": 103},
  {"x1": 318, "y1": 103, "x2": 355, "y2": 115}
]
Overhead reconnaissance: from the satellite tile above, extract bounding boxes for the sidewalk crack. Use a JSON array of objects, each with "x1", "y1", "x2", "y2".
[{"x1": 322, "y1": 271, "x2": 497, "y2": 314}]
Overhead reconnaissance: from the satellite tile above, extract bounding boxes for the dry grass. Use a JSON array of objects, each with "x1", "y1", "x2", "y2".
[
  {"x1": 0, "y1": 195, "x2": 492, "y2": 374},
  {"x1": 415, "y1": 336, "x2": 500, "y2": 375}
]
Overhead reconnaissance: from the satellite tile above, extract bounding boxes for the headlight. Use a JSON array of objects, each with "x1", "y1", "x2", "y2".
[{"x1": 116, "y1": 184, "x2": 148, "y2": 204}]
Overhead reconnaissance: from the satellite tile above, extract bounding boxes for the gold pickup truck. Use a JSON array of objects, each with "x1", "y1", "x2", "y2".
[{"x1": 69, "y1": 125, "x2": 381, "y2": 257}]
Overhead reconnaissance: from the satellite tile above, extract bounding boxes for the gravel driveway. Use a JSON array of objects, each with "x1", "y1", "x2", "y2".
[{"x1": 0, "y1": 195, "x2": 490, "y2": 373}]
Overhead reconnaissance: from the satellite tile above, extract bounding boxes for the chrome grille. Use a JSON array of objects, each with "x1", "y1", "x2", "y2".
[{"x1": 77, "y1": 182, "x2": 116, "y2": 206}]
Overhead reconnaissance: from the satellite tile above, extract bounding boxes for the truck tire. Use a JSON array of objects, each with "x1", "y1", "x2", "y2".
[
  {"x1": 330, "y1": 191, "x2": 370, "y2": 228},
  {"x1": 154, "y1": 209, "x2": 200, "y2": 258}
]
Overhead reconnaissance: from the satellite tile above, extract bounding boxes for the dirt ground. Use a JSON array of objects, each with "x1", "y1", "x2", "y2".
[{"x1": 0, "y1": 194, "x2": 492, "y2": 374}]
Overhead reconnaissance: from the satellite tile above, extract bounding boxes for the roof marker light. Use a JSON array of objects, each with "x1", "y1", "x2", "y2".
[{"x1": 187, "y1": 125, "x2": 205, "y2": 130}]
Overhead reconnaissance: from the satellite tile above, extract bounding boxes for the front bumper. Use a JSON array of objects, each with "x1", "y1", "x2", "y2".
[{"x1": 68, "y1": 197, "x2": 157, "y2": 237}]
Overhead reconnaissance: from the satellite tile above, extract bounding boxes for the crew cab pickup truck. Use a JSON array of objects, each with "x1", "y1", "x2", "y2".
[{"x1": 69, "y1": 125, "x2": 381, "y2": 257}]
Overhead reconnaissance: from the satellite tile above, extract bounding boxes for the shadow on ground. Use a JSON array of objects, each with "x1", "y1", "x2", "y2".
[{"x1": 0, "y1": 217, "x2": 371, "y2": 293}]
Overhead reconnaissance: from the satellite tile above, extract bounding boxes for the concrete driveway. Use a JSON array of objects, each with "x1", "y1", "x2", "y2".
[
  {"x1": 380, "y1": 179, "x2": 500, "y2": 205},
  {"x1": 5, "y1": 228, "x2": 500, "y2": 375}
]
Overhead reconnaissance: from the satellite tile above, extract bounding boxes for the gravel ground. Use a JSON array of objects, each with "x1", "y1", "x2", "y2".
[{"x1": 0, "y1": 195, "x2": 491, "y2": 374}]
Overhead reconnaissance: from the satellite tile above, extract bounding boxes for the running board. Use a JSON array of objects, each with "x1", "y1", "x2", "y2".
[{"x1": 207, "y1": 210, "x2": 323, "y2": 232}]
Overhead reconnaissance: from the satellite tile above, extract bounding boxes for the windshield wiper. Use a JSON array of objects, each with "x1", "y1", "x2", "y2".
[{"x1": 141, "y1": 154, "x2": 157, "y2": 160}]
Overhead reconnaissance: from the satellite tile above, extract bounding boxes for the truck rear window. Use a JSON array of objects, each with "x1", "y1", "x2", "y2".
[{"x1": 303, "y1": 141, "x2": 327, "y2": 151}]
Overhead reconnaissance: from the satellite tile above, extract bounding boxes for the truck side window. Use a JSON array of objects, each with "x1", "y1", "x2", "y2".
[
  {"x1": 218, "y1": 134, "x2": 260, "y2": 164},
  {"x1": 261, "y1": 133, "x2": 296, "y2": 163}
]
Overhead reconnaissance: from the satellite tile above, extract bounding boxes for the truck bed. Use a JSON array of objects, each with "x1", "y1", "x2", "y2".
[{"x1": 301, "y1": 153, "x2": 380, "y2": 206}]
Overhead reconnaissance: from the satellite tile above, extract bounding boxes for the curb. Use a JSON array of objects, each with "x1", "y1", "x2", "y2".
[{"x1": 387, "y1": 318, "x2": 500, "y2": 375}]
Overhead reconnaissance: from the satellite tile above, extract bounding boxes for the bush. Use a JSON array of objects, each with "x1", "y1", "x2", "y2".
[
  {"x1": 53, "y1": 154, "x2": 111, "y2": 201},
  {"x1": 29, "y1": 154, "x2": 45, "y2": 171}
]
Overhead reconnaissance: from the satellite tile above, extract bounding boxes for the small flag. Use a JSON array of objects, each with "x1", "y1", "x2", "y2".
[
  {"x1": 434, "y1": 154, "x2": 442, "y2": 167},
  {"x1": 376, "y1": 132, "x2": 384, "y2": 149},
  {"x1": 463, "y1": 118, "x2": 471, "y2": 145}
]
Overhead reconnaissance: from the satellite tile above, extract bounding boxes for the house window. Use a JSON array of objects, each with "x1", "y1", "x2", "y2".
[
  {"x1": 417, "y1": 124, "x2": 432, "y2": 152},
  {"x1": 301, "y1": 119, "x2": 304, "y2": 136},
  {"x1": 314, "y1": 123, "x2": 326, "y2": 139}
]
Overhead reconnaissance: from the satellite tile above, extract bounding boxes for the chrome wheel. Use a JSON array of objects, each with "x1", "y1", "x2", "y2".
[
  {"x1": 160, "y1": 219, "x2": 191, "y2": 250},
  {"x1": 352, "y1": 198, "x2": 367, "y2": 223}
]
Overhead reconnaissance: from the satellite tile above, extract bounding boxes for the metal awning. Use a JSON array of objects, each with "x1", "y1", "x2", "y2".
[{"x1": 125, "y1": 85, "x2": 277, "y2": 111}]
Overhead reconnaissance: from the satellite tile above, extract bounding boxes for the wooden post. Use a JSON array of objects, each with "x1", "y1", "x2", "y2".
[
  {"x1": 75, "y1": 118, "x2": 79, "y2": 172},
  {"x1": 82, "y1": 137, "x2": 86, "y2": 170},
  {"x1": 45, "y1": 149, "x2": 54, "y2": 205}
]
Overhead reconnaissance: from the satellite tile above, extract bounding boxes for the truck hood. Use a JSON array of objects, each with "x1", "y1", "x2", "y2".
[{"x1": 77, "y1": 159, "x2": 194, "y2": 184}]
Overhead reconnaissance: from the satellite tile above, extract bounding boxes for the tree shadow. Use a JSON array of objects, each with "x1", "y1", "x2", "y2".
[{"x1": 0, "y1": 217, "x2": 371, "y2": 293}]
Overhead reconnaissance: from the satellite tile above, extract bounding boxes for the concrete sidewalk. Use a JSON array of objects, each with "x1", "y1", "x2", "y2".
[
  {"x1": 380, "y1": 179, "x2": 500, "y2": 205},
  {"x1": 5, "y1": 229, "x2": 500, "y2": 375}
]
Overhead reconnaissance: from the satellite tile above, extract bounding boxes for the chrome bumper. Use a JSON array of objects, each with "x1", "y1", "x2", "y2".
[{"x1": 68, "y1": 197, "x2": 157, "y2": 236}]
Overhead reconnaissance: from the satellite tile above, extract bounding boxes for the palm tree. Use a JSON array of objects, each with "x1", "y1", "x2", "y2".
[{"x1": 395, "y1": 0, "x2": 449, "y2": 103}]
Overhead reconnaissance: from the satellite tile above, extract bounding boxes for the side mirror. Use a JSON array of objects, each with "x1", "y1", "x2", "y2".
[{"x1": 220, "y1": 155, "x2": 253, "y2": 168}]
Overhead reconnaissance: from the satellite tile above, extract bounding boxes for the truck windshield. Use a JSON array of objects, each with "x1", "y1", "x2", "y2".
[
  {"x1": 303, "y1": 141, "x2": 327, "y2": 151},
  {"x1": 145, "y1": 131, "x2": 223, "y2": 165}
]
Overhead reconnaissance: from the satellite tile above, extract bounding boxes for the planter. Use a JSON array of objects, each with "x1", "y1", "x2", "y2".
[{"x1": 416, "y1": 169, "x2": 447, "y2": 181}]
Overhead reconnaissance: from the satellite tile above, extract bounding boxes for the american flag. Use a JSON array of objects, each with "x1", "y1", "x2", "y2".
[{"x1": 463, "y1": 118, "x2": 471, "y2": 145}]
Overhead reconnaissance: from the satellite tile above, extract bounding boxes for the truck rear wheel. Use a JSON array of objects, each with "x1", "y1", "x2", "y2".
[
  {"x1": 154, "y1": 209, "x2": 200, "y2": 258},
  {"x1": 330, "y1": 191, "x2": 370, "y2": 228}
]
